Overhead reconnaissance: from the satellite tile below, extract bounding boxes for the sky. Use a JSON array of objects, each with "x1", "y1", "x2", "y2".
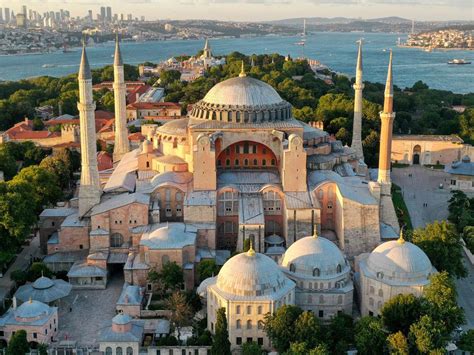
[{"x1": 0, "y1": 0, "x2": 472, "y2": 22}]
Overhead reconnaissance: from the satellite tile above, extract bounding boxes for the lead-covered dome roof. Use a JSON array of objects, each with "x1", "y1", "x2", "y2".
[
  {"x1": 366, "y1": 237, "x2": 434, "y2": 283},
  {"x1": 281, "y1": 235, "x2": 348, "y2": 278},
  {"x1": 216, "y1": 248, "x2": 293, "y2": 298},
  {"x1": 188, "y1": 76, "x2": 292, "y2": 124},
  {"x1": 15, "y1": 300, "x2": 50, "y2": 320}
]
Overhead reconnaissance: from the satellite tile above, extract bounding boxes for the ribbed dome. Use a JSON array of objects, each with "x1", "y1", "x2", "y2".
[
  {"x1": 281, "y1": 236, "x2": 348, "y2": 278},
  {"x1": 188, "y1": 76, "x2": 292, "y2": 124},
  {"x1": 15, "y1": 300, "x2": 50, "y2": 319},
  {"x1": 216, "y1": 250, "x2": 290, "y2": 297},
  {"x1": 367, "y1": 240, "x2": 434, "y2": 282},
  {"x1": 32, "y1": 276, "x2": 54, "y2": 290},
  {"x1": 203, "y1": 77, "x2": 284, "y2": 107}
]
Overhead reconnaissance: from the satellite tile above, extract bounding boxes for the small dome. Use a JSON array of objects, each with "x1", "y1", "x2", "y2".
[
  {"x1": 367, "y1": 239, "x2": 434, "y2": 282},
  {"x1": 140, "y1": 222, "x2": 196, "y2": 250},
  {"x1": 15, "y1": 300, "x2": 50, "y2": 319},
  {"x1": 462, "y1": 155, "x2": 471, "y2": 163},
  {"x1": 281, "y1": 235, "x2": 348, "y2": 278},
  {"x1": 112, "y1": 313, "x2": 132, "y2": 325},
  {"x1": 32, "y1": 276, "x2": 54, "y2": 290},
  {"x1": 202, "y1": 76, "x2": 284, "y2": 107},
  {"x1": 216, "y1": 249, "x2": 290, "y2": 297}
]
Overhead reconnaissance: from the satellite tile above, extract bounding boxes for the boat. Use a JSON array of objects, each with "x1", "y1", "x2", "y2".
[
  {"x1": 42, "y1": 64, "x2": 57, "y2": 68},
  {"x1": 448, "y1": 59, "x2": 471, "y2": 65}
]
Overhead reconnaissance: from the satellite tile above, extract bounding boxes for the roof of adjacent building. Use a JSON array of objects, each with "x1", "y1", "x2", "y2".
[
  {"x1": 127, "y1": 102, "x2": 181, "y2": 110},
  {"x1": 67, "y1": 261, "x2": 107, "y2": 278},
  {"x1": 140, "y1": 222, "x2": 197, "y2": 250},
  {"x1": 104, "y1": 149, "x2": 139, "y2": 193},
  {"x1": 117, "y1": 283, "x2": 144, "y2": 306},
  {"x1": 0, "y1": 300, "x2": 57, "y2": 327},
  {"x1": 15, "y1": 277, "x2": 72, "y2": 303},
  {"x1": 40, "y1": 207, "x2": 76, "y2": 218},
  {"x1": 445, "y1": 156, "x2": 474, "y2": 176},
  {"x1": 393, "y1": 134, "x2": 464, "y2": 143},
  {"x1": 90, "y1": 192, "x2": 150, "y2": 216},
  {"x1": 61, "y1": 212, "x2": 89, "y2": 228},
  {"x1": 99, "y1": 318, "x2": 144, "y2": 343}
]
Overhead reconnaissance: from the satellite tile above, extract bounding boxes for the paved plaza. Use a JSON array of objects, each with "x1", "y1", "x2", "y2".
[
  {"x1": 56, "y1": 273, "x2": 124, "y2": 347},
  {"x1": 392, "y1": 165, "x2": 474, "y2": 330}
]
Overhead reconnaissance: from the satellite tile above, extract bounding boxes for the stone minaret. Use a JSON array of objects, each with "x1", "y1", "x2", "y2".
[
  {"x1": 351, "y1": 40, "x2": 364, "y2": 161},
  {"x1": 202, "y1": 39, "x2": 212, "y2": 59},
  {"x1": 378, "y1": 50, "x2": 399, "y2": 232},
  {"x1": 78, "y1": 43, "x2": 101, "y2": 217},
  {"x1": 378, "y1": 50, "x2": 395, "y2": 185},
  {"x1": 113, "y1": 35, "x2": 130, "y2": 162}
]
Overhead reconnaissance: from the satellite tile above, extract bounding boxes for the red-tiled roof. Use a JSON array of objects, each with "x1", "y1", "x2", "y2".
[
  {"x1": 97, "y1": 151, "x2": 113, "y2": 171},
  {"x1": 9, "y1": 131, "x2": 60, "y2": 140},
  {"x1": 98, "y1": 119, "x2": 115, "y2": 133},
  {"x1": 126, "y1": 102, "x2": 181, "y2": 110},
  {"x1": 128, "y1": 132, "x2": 145, "y2": 141},
  {"x1": 127, "y1": 85, "x2": 151, "y2": 104},
  {"x1": 94, "y1": 110, "x2": 114, "y2": 120}
]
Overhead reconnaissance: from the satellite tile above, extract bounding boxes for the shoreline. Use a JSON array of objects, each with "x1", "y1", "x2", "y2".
[{"x1": 397, "y1": 44, "x2": 474, "y2": 51}]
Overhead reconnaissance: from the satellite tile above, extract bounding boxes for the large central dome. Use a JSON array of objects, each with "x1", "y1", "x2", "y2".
[
  {"x1": 189, "y1": 75, "x2": 293, "y2": 123},
  {"x1": 203, "y1": 76, "x2": 284, "y2": 106}
]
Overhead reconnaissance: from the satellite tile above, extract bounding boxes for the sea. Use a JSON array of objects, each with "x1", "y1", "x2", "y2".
[{"x1": 1, "y1": 32, "x2": 473, "y2": 94}]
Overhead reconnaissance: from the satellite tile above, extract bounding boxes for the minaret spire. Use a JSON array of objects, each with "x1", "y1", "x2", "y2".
[
  {"x1": 78, "y1": 43, "x2": 101, "y2": 217},
  {"x1": 112, "y1": 33, "x2": 130, "y2": 162},
  {"x1": 378, "y1": 49, "x2": 396, "y2": 185},
  {"x1": 351, "y1": 39, "x2": 365, "y2": 162},
  {"x1": 239, "y1": 60, "x2": 247, "y2": 78}
]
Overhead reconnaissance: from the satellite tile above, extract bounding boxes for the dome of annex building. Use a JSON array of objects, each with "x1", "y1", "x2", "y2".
[
  {"x1": 15, "y1": 299, "x2": 50, "y2": 320},
  {"x1": 216, "y1": 247, "x2": 292, "y2": 298},
  {"x1": 112, "y1": 313, "x2": 132, "y2": 325},
  {"x1": 366, "y1": 236, "x2": 434, "y2": 283},
  {"x1": 281, "y1": 234, "x2": 348, "y2": 278},
  {"x1": 188, "y1": 75, "x2": 293, "y2": 124},
  {"x1": 32, "y1": 276, "x2": 55, "y2": 290}
]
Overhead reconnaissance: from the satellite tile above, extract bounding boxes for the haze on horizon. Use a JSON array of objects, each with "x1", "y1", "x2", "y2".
[{"x1": 0, "y1": 0, "x2": 472, "y2": 22}]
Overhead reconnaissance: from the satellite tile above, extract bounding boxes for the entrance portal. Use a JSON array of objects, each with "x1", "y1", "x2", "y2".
[{"x1": 413, "y1": 145, "x2": 421, "y2": 165}]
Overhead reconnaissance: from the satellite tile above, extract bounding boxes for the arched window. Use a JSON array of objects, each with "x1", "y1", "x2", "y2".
[
  {"x1": 369, "y1": 286, "x2": 375, "y2": 294},
  {"x1": 244, "y1": 159, "x2": 249, "y2": 166},
  {"x1": 369, "y1": 297, "x2": 374, "y2": 306},
  {"x1": 253, "y1": 159, "x2": 258, "y2": 166},
  {"x1": 212, "y1": 112, "x2": 217, "y2": 120},
  {"x1": 126, "y1": 346, "x2": 133, "y2": 355},
  {"x1": 236, "y1": 319, "x2": 241, "y2": 329},
  {"x1": 246, "y1": 320, "x2": 252, "y2": 329},
  {"x1": 236, "y1": 305, "x2": 241, "y2": 314},
  {"x1": 226, "y1": 159, "x2": 230, "y2": 166},
  {"x1": 257, "y1": 306, "x2": 262, "y2": 315},
  {"x1": 105, "y1": 348, "x2": 112, "y2": 355},
  {"x1": 258, "y1": 320, "x2": 264, "y2": 330},
  {"x1": 173, "y1": 138, "x2": 178, "y2": 148},
  {"x1": 289, "y1": 263, "x2": 296, "y2": 273},
  {"x1": 313, "y1": 268, "x2": 320, "y2": 277},
  {"x1": 262, "y1": 159, "x2": 266, "y2": 166},
  {"x1": 236, "y1": 112, "x2": 241, "y2": 122},
  {"x1": 336, "y1": 264, "x2": 342, "y2": 273},
  {"x1": 271, "y1": 159, "x2": 276, "y2": 166},
  {"x1": 116, "y1": 347, "x2": 123, "y2": 355},
  {"x1": 319, "y1": 295, "x2": 324, "y2": 304},
  {"x1": 228, "y1": 111, "x2": 233, "y2": 121},
  {"x1": 110, "y1": 233, "x2": 124, "y2": 248},
  {"x1": 378, "y1": 289, "x2": 383, "y2": 297},
  {"x1": 146, "y1": 161, "x2": 150, "y2": 168},
  {"x1": 235, "y1": 159, "x2": 239, "y2": 166}
]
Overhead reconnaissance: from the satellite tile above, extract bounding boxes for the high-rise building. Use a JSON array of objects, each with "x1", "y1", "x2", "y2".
[
  {"x1": 0, "y1": 8, "x2": 3, "y2": 23},
  {"x1": 106, "y1": 6, "x2": 112, "y2": 22},
  {"x1": 5, "y1": 8, "x2": 10, "y2": 24},
  {"x1": 88, "y1": 10, "x2": 93, "y2": 21},
  {"x1": 100, "y1": 6, "x2": 106, "y2": 21},
  {"x1": 22, "y1": 5, "x2": 27, "y2": 17}
]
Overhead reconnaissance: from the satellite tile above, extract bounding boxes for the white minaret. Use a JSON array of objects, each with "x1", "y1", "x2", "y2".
[
  {"x1": 351, "y1": 40, "x2": 365, "y2": 162},
  {"x1": 113, "y1": 34, "x2": 130, "y2": 162},
  {"x1": 78, "y1": 43, "x2": 101, "y2": 218}
]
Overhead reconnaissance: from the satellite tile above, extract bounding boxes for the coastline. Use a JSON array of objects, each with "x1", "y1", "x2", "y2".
[{"x1": 397, "y1": 44, "x2": 474, "y2": 51}]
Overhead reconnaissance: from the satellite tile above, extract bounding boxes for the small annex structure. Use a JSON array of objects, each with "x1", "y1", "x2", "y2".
[
  {"x1": 99, "y1": 313, "x2": 144, "y2": 355},
  {"x1": 445, "y1": 155, "x2": 474, "y2": 192},
  {"x1": 14, "y1": 275, "x2": 72, "y2": 304}
]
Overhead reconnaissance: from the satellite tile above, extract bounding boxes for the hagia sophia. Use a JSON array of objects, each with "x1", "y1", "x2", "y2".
[{"x1": 0, "y1": 38, "x2": 438, "y2": 351}]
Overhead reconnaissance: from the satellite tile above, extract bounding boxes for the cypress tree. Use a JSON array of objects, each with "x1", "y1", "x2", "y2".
[{"x1": 211, "y1": 307, "x2": 231, "y2": 355}]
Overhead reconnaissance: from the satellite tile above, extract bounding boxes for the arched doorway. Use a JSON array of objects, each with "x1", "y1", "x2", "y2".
[{"x1": 413, "y1": 145, "x2": 421, "y2": 165}]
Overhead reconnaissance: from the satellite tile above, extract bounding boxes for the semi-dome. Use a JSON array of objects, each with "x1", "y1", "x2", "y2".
[
  {"x1": 281, "y1": 234, "x2": 348, "y2": 278},
  {"x1": 366, "y1": 235, "x2": 434, "y2": 283},
  {"x1": 140, "y1": 222, "x2": 196, "y2": 250},
  {"x1": 216, "y1": 247, "x2": 292, "y2": 297},
  {"x1": 188, "y1": 75, "x2": 293, "y2": 124},
  {"x1": 15, "y1": 300, "x2": 50, "y2": 320}
]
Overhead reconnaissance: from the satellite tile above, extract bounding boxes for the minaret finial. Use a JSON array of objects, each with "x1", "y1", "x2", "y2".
[
  {"x1": 385, "y1": 50, "x2": 394, "y2": 99},
  {"x1": 356, "y1": 39, "x2": 363, "y2": 72},
  {"x1": 398, "y1": 227, "x2": 405, "y2": 244},
  {"x1": 239, "y1": 60, "x2": 247, "y2": 78},
  {"x1": 247, "y1": 240, "x2": 255, "y2": 256},
  {"x1": 114, "y1": 32, "x2": 123, "y2": 67},
  {"x1": 29, "y1": 297, "x2": 32, "y2": 304},
  {"x1": 78, "y1": 40, "x2": 91, "y2": 80}
]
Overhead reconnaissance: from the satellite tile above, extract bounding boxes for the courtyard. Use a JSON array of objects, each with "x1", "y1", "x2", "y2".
[
  {"x1": 56, "y1": 272, "x2": 124, "y2": 347},
  {"x1": 392, "y1": 165, "x2": 474, "y2": 330}
]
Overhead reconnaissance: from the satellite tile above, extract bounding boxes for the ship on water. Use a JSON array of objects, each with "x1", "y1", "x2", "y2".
[{"x1": 448, "y1": 59, "x2": 472, "y2": 65}]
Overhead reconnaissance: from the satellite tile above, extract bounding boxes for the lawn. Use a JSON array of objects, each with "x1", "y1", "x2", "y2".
[{"x1": 391, "y1": 183, "x2": 413, "y2": 231}]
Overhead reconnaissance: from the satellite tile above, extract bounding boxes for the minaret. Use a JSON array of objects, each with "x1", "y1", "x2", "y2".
[
  {"x1": 378, "y1": 50, "x2": 395, "y2": 185},
  {"x1": 78, "y1": 43, "x2": 101, "y2": 217},
  {"x1": 351, "y1": 40, "x2": 365, "y2": 162},
  {"x1": 377, "y1": 50, "x2": 399, "y2": 233},
  {"x1": 203, "y1": 38, "x2": 212, "y2": 59},
  {"x1": 112, "y1": 34, "x2": 130, "y2": 162}
]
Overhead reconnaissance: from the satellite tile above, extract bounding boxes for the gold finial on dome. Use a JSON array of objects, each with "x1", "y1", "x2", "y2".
[
  {"x1": 247, "y1": 240, "x2": 255, "y2": 256},
  {"x1": 398, "y1": 228, "x2": 405, "y2": 244},
  {"x1": 29, "y1": 297, "x2": 32, "y2": 304},
  {"x1": 312, "y1": 225, "x2": 318, "y2": 239},
  {"x1": 239, "y1": 60, "x2": 247, "y2": 78}
]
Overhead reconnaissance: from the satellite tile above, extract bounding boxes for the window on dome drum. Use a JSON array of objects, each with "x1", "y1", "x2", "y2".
[
  {"x1": 336, "y1": 264, "x2": 342, "y2": 273},
  {"x1": 110, "y1": 233, "x2": 124, "y2": 247},
  {"x1": 289, "y1": 263, "x2": 296, "y2": 272},
  {"x1": 263, "y1": 191, "x2": 282, "y2": 215},
  {"x1": 105, "y1": 348, "x2": 112, "y2": 355},
  {"x1": 236, "y1": 112, "x2": 241, "y2": 122},
  {"x1": 313, "y1": 268, "x2": 320, "y2": 277},
  {"x1": 218, "y1": 191, "x2": 239, "y2": 216},
  {"x1": 116, "y1": 347, "x2": 123, "y2": 355}
]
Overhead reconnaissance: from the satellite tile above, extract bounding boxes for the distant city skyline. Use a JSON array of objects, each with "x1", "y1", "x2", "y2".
[{"x1": 0, "y1": 0, "x2": 472, "y2": 22}]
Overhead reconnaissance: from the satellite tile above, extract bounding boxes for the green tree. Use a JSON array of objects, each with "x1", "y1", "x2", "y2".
[
  {"x1": 387, "y1": 331, "x2": 409, "y2": 355},
  {"x1": 285, "y1": 341, "x2": 309, "y2": 355},
  {"x1": 354, "y1": 316, "x2": 386, "y2": 355},
  {"x1": 381, "y1": 293, "x2": 424, "y2": 335},
  {"x1": 7, "y1": 329, "x2": 29, "y2": 355},
  {"x1": 309, "y1": 343, "x2": 330, "y2": 355},
  {"x1": 159, "y1": 261, "x2": 184, "y2": 292},
  {"x1": 411, "y1": 220, "x2": 467, "y2": 278},
  {"x1": 165, "y1": 291, "x2": 192, "y2": 342},
  {"x1": 263, "y1": 305, "x2": 303, "y2": 353},
  {"x1": 160, "y1": 70, "x2": 182, "y2": 86},
  {"x1": 40, "y1": 155, "x2": 71, "y2": 190},
  {"x1": 294, "y1": 311, "x2": 321, "y2": 349},
  {"x1": 197, "y1": 259, "x2": 220, "y2": 281},
  {"x1": 458, "y1": 329, "x2": 474, "y2": 352},
  {"x1": 211, "y1": 307, "x2": 231, "y2": 355},
  {"x1": 325, "y1": 313, "x2": 354, "y2": 354},
  {"x1": 242, "y1": 341, "x2": 262, "y2": 355},
  {"x1": 0, "y1": 146, "x2": 18, "y2": 180},
  {"x1": 408, "y1": 315, "x2": 446, "y2": 354}
]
